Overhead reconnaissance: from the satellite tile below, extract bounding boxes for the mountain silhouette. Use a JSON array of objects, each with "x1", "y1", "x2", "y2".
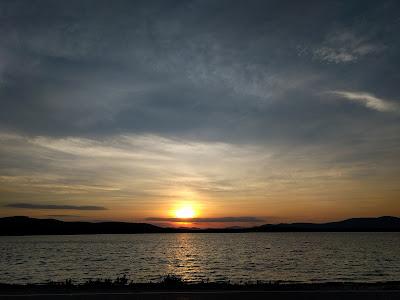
[
  {"x1": 0, "y1": 216, "x2": 399, "y2": 235},
  {"x1": 252, "y1": 216, "x2": 400, "y2": 232}
]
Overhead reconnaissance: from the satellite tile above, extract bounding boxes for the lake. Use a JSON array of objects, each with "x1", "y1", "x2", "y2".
[{"x1": 0, "y1": 232, "x2": 399, "y2": 284}]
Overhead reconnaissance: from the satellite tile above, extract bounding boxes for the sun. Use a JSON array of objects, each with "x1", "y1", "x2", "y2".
[{"x1": 175, "y1": 205, "x2": 196, "y2": 219}]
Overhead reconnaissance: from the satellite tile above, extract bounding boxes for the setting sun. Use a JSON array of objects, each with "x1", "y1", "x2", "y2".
[{"x1": 175, "y1": 205, "x2": 196, "y2": 219}]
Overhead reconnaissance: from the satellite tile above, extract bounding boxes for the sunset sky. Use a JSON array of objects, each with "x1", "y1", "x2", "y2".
[{"x1": 1, "y1": 0, "x2": 400, "y2": 227}]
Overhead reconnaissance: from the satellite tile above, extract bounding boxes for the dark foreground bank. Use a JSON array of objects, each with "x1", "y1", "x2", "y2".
[
  {"x1": 1, "y1": 279, "x2": 400, "y2": 299},
  {"x1": 1, "y1": 290, "x2": 400, "y2": 300}
]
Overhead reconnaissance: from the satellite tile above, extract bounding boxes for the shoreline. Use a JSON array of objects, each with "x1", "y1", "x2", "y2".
[
  {"x1": 2, "y1": 280, "x2": 400, "y2": 291},
  {"x1": 1, "y1": 290, "x2": 400, "y2": 300},
  {"x1": 2, "y1": 280, "x2": 400, "y2": 299}
]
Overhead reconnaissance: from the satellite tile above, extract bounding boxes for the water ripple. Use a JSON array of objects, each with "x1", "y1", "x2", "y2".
[{"x1": 0, "y1": 232, "x2": 399, "y2": 284}]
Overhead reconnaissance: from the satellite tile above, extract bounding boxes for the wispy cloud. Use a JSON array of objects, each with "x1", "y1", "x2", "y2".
[
  {"x1": 47, "y1": 214, "x2": 80, "y2": 218},
  {"x1": 313, "y1": 31, "x2": 385, "y2": 64},
  {"x1": 328, "y1": 91, "x2": 400, "y2": 113},
  {"x1": 146, "y1": 217, "x2": 264, "y2": 223},
  {"x1": 5, "y1": 203, "x2": 107, "y2": 210}
]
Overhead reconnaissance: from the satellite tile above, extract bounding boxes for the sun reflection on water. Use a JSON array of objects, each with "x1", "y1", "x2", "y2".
[{"x1": 165, "y1": 234, "x2": 205, "y2": 282}]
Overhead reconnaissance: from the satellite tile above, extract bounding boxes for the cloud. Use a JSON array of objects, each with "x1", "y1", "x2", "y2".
[
  {"x1": 47, "y1": 214, "x2": 80, "y2": 218},
  {"x1": 0, "y1": 1, "x2": 399, "y2": 222},
  {"x1": 313, "y1": 31, "x2": 385, "y2": 63},
  {"x1": 1, "y1": 129, "x2": 400, "y2": 222},
  {"x1": 328, "y1": 91, "x2": 400, "y2": 113},
  {"x1": 146, "y1": 217, "x2": 264, "y2": 223},
  {"x1": 5, "y1": 203, "x2": 107, "y2": 210}
]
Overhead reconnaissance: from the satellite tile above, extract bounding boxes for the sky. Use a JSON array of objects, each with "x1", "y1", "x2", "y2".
[{"x1": 1, "y1": 0, "x2": 400, "y2": 227}]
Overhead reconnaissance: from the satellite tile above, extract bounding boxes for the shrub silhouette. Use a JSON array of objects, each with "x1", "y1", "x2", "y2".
[{"x1": 160, "y1": 274, "x2": 184, "y2": 286}]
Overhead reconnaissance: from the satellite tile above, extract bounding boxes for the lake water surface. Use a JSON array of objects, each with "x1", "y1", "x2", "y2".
[{"x1": 1, "y1": 232, "x2": 399, "y2": 284}]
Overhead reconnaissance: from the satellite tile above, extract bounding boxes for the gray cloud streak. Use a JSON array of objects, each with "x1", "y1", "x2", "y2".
[
  {"x1": 146, "y1": 217, "x2": 264, "y2": 223},
  {"x1": 5, "y1": 203, "x2": 107, "y2": 210}
]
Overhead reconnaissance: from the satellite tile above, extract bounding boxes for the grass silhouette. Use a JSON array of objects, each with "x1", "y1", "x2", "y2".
[{"x1": 1, "y1": 275, "x2": 400, "y2": 292}]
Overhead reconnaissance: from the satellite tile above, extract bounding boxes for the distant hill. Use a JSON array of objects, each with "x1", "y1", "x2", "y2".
[
  {"x1": 252, "y1": 216, "x2": 400, "y2": 232},
  {"x1": 0, "y1": 216, "x2": 399, "y2": 235},
  {"x1": 0, "y1": 216, "x2": 170, "y2": 236}
]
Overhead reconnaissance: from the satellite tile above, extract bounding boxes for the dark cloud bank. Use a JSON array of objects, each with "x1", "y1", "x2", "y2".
[
  {"x1": 5, "y1": 203, "x2": 107, "y2": 211},
  {"x1": 147, "y1": 217, "x2": 264, "y2": 223},
  {"x1": 0, "y1": 0, "x2": 399, "y2": 145},
  {"x1": 0, "y1": 0, "x2": 399, "y2": 177}
]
